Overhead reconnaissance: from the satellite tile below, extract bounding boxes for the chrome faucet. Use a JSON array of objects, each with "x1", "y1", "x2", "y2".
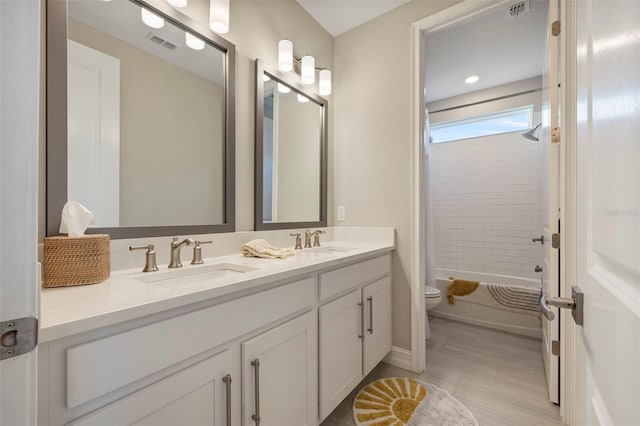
[
  {"x1": 304, "y1": 229, "x2": 325, "y2": 248},
  {"x1": 169, "y1": 237, "x2": 194, "y2": 268}
]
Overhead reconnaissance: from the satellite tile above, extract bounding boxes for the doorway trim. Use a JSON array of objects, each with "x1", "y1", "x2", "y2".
[
  {"x1": 409, "y1": 0, "x2": 510, "y2": 374},
  {"x1": 410, "y1": 1, "x2": 578, "y2": 424}
]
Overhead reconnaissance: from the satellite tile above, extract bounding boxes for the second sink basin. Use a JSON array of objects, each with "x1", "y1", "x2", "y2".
[
  {"x1": 136, "y1": 263, "x2": 258, "y2": 285},
  {"x1": 309, "y1": 246, "x2": 357, "y2": 255}
]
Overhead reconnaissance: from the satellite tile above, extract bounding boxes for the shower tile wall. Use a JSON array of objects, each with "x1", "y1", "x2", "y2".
[{"x1": 430, "y1": 131, "x2": 544, "y2": 279}]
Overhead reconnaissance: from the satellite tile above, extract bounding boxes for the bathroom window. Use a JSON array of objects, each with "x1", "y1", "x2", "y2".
[{"x1": 429, "y1": 105, "x2": 533, "y2": 143}]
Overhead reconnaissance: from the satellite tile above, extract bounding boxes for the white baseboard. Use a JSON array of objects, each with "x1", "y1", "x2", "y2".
[{"x1": 383, "y1": 346, "x2": 412, "y2": 371}]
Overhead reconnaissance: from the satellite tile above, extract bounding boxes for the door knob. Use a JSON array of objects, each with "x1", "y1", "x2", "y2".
[{"x1": 539, "y1": 286, "x2": 584, "y2": 326}]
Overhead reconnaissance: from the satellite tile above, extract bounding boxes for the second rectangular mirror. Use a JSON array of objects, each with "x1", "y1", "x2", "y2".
[{"x1": 254, "y1": 59, "x2": 327, "y2": 230}]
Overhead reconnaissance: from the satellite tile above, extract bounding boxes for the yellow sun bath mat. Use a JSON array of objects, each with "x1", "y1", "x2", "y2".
[{"x1": 353, "y1": 377, "x2": 478, "y2": 426}]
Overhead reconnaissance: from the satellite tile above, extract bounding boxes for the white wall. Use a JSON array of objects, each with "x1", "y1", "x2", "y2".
[
  {"x1": 430, "y1": 131, "x2": 545, "y2": 279},
  {"x1": 333, "y1": 0, "x2": 462, "y2": 351}
]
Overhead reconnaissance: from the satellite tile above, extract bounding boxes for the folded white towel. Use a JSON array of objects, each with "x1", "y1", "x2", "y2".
[{"x1": 241, "y1": 239, "x2": 294, "y2": 259}]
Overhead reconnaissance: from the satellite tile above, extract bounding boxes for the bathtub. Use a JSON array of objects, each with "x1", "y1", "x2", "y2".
[{"x1": 430, "y1": 268, "x2": 542, "y2": 338}]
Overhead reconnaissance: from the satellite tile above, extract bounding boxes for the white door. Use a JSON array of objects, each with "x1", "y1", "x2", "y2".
[
  {"x1": 319, "y1": 289, "x2": 363, "y2": 420},
  {"x1": 540, "y1": 0, "x2": 561, "y2": 405},
  {"x1": 573, "y1": 0, "x2": 640, "y2": 424},
  {"x1": 362, "y1": 277, "x2": 392, "y2": 375},
  {"x1": 242, "y1": 311, "x2": 317, "y2": 426},
  {"x1": 0, "y1": 1, "x2": 40, "y2": 424},
  {"x1": 67, "y1": 40, "x2": 120, "y2": 228}
]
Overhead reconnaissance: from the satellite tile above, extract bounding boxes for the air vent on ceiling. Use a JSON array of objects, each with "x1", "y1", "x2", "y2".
[
  {"x1": 506, "y1": 0, "x2": 530, "y2": 18},
  {"x1": 145, "y1": 33, "x2": 177, "y2": 50}
]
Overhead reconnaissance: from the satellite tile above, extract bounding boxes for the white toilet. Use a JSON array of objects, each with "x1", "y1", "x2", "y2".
[{"x1": 425, "y1": 286, "x2": 442, "y2": 340}]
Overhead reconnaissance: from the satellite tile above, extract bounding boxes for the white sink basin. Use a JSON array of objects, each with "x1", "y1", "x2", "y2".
[
  {"x1": 136, "y1": 263, "x2": 258, "y2": 285},
  {"x1": 309, "y1": 246, "x2": 357, "y2": 254}
]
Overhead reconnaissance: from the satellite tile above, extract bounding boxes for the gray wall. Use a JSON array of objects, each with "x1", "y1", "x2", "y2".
[{"x1": 332, "y1": 0, "x2": 462, "y2": 351}]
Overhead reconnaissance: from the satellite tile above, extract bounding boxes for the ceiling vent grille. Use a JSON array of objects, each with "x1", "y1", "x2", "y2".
[
  {"x1": 507, "y1": 0, "x2": 530, "y2": 18},
  {"x1": 145, "y1": 33, "x2": 177, "y2": 50}
]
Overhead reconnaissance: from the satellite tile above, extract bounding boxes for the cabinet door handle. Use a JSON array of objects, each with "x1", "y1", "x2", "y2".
[
  {"x1": 358, "y1": 302, "x2": 364, "y2": 340},
  {"x1": 222, "y1": 374, "x2": 232, "y2": 426},
  {"x1": 367, "y1": 296, "x2": 374, "y2": 334},
  {"x1": 251, "y1": 359, "x2": 261, "y2": 425}
]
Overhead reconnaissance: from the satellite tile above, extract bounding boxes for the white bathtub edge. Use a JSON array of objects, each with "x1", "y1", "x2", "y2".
[{"x1": 430, "y1": 310, "x2": 542, "y2": 339}]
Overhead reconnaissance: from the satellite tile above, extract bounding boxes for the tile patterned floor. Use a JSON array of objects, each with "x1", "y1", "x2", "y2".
[{"x1": 320, "y1": 317, "x2": 564, "y2": 426}]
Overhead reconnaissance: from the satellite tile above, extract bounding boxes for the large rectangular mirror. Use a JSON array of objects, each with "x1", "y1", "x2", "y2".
[
  {"x1": 255, "y1": 60, "x2": 327, "y2": 230},
  {"x1": 47, "y1": 0, "x2": 235, "y2": 239}
]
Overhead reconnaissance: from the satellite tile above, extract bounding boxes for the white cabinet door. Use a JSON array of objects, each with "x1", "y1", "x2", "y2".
[
  {"x1": 319, "y1": 289, "x2": 363, "y2": 420},
  {"x1": 69, "y1": 350, "x2": 233, "y2": 426},
  {"x1": 363, "y1": 277, "x2": 392, "y2": 375},
  {"x1": 242, "y1": 311, "x2": 317, "y2": 426}
]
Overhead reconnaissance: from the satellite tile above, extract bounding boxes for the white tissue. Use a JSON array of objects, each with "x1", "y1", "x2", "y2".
[{"x1": 59, "y1": 201, "x2": 94, "y2": 237}]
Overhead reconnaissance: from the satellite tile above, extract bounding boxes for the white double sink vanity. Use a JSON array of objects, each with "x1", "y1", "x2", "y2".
[{"x1": 38, "y1": 233, "x2": 394, "y2": 426}]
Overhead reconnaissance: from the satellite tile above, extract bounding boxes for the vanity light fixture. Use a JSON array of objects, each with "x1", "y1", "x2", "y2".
[
  {"x1": 209, "y1": 0, "x2": 229, "y2": 34},
  {"x1": 185, "y1": 32, "x2": 205, "y2": 50},
  {"x1": 297, "y1": 94, "x2": 309, "y2": 103},
  {"x1": 278, "y1": 39, "x2": 294, "y2": 72},
  {"x1": 277, "y1": 83, "x2": 291, "y2": 94},
  {"x1": 141, "y1": 8, "x2": 164, "y2": 29},
  {"x1": 278, "y1": 39, "x2": 332, "y2": 94},
  {"x1": 319, "y1": 69, "x2": 331, "y2": 96},
  {"x1": 167, "y1": 0, "x2": 187, "y2": 7},
  {"x1": 465, "y1": 75, "x2": 479, "y2": 84},
  {"x1": 301, "y1": 55, "x2": 315, "y2": 85}
]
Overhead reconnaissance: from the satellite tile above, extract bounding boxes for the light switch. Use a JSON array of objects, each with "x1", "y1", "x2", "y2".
[{"x1": 337, "y1": 206, "x2": 346, "y2": 221}]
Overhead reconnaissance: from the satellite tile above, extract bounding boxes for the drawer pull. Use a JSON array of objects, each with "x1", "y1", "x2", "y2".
[
  {"x1": 367, "y1": 296, "x2": 374, "y2": 334},
  {"x1": 358, "y1": 302, "x2": 364, "y2": 340},
  {"x1": 251, "y1": 359, "x2": 261, "y2": 425},
  {"x1": 222, "y1": 374, "x2": 232, "y2": 426}
]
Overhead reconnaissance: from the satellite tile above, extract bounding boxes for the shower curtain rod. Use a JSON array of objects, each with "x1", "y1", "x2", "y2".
[{"x1": 427, "y1": 87, "x2": 543, "y2": 114}]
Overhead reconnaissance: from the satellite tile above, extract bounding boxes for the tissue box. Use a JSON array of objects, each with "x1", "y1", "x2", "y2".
[{"x1": 43, "y1": 234, "x2": 110, "y2": 288}]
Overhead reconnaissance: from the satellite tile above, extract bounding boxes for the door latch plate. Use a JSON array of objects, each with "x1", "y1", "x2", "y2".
[
  {"x1": 552, "y1": 233, "x2": 560, "y2": 249},
  {"x1": 0, "y1": 317, "x2": 38, "y2": 360},
  {"x1": 551, "y1": 340, "x2": 560, "y2": 356}
]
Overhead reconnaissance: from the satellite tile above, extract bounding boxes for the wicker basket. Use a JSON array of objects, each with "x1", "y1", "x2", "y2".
[{"x1": 43, "y1": 234, "x2": 110, "y2": 288}]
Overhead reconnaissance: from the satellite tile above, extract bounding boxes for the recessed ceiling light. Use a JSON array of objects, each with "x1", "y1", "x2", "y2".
[{"x1": 465, "y1": 75, "x2": 479, "y2": 84}]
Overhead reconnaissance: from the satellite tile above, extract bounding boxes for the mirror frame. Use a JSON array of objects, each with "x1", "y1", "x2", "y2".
[
  {"x1": 46, "y1": 0, "x2": 236, "y2": 238},
  {"x1": 254, "y1": 59, "x2": 328, "y2": 231}
]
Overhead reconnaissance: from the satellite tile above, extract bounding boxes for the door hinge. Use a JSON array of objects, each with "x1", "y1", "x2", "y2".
[
  {"x1": 551, "y1": 233, "x2": 560, "y2": 249},
  {"x1": 0, "y1": 317, "x2": 38, "y2": 360},
  {"x1": 552, "y1": 126, "x2": 561, "y2": 143},
  {"x1": 551, "y1": 340, "x2": 560, "y2": 356},
  {"x1": 551, "y1": 20, "x2": 561, "y2": 36}
]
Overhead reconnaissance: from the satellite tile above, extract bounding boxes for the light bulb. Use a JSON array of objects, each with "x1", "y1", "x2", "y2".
[
  {"x1": 278, "y1": 39, "x2": 293, "y2": 72},
  {"x1": 301, "y1": 55, "x2": 315, "y2": 85},
  {"x1": 185, "y1": 33, "x2": 205, "y2": 50},
  {"x1": 167, "y1": 0, "x2": 187, "y2": 7},
  {"x1": 209, "y1": 0, "x2": 229, "y2": 34},
  {"x1": 319, "y1": 69, "x2": 331, "y2": 96},
  {"x1": 141, "y1": 8, "x2": 164, "y2": 29},
  {"x1": 277, "y1": 83, "x2": 291, "y2": 94},
  {"x1": 297, "y1": 94, "x2": 309, "y2": 103},
  {"x1": 465, "y1": 75, "x2": 479, "y2": 84}
]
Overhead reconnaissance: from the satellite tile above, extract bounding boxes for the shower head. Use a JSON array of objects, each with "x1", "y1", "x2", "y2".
[{"x1": 522, "y1": 123, "x2": 542, "y2": 141}]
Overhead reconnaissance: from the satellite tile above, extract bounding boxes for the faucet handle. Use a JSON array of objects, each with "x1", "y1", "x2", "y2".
[
  {"x1": 191, "y1": 241, "x2": 212, "y2": 265},
  {"x1": 312, "y1": 230, "x2": 326, "y2": 247},
  {"x1": 290, "y1": 233, "x2": 303, "y2": 250},
  {"x1": 129, "y1": 244, "x2": 159, "y2": 272}
]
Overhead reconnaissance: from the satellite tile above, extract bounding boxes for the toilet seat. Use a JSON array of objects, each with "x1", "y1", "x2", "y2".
[{"x1": 425, "y1": 286, "x2": 441, "y2": 298}]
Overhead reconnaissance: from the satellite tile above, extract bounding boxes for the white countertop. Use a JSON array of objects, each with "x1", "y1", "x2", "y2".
[{"x1": 40, "y1": 241, "x2": 394, "y2": 342}]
